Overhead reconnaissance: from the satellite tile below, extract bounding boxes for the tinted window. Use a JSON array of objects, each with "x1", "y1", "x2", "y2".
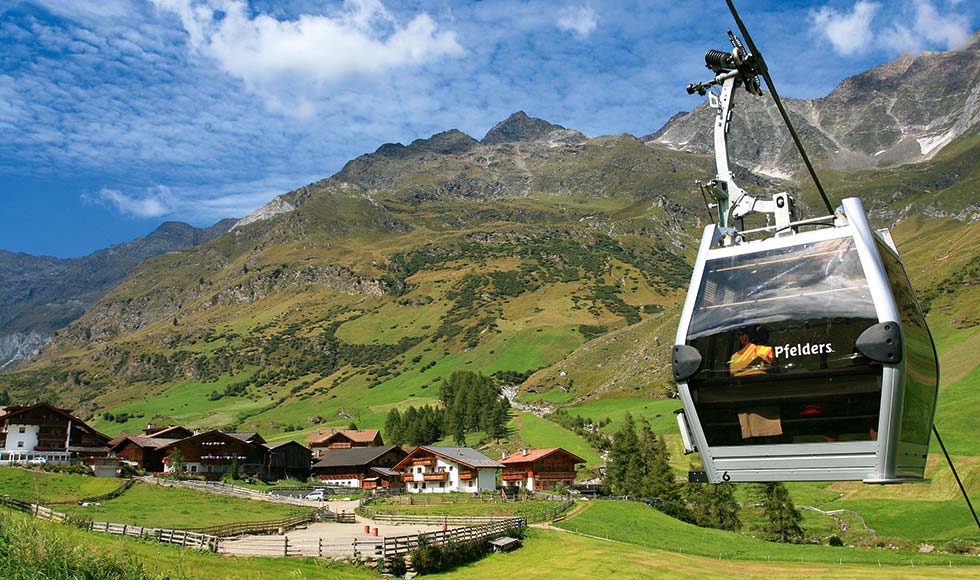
[
  {"x1": 877, "y1": 240, "x2": 938, "y2": 448},
  {"x1": 685, "y1": 236, "x2": 882, "y2": 447}
]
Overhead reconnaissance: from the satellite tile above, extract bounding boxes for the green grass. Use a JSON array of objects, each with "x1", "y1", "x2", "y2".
[
  {"x1": 0, "y1": 510, "x2": 376, "y2": 580},
  {"x1": 510, "y1": 411, "x2": 602, "y2": 468},
  {"x1": 430, "y1": 527, "x2": 980, "y2": 580},
  {"x1": 91, "y1": 370, "x2": 270, "y2": 436},
  {"x1": 564, "y1": 396, "x2": 680, "y2": 435},
  {"x1": 366, "y1": 497, "x2": 566, "y2": 520},
  {"x1": 0, "y1": 468, "x2": 123, "y2": 504},
  {"x1": 558, "y1": 500, "x2": 980, "y2": 568},
  {"x1": 57, "y1": 483, "x2": 310, "y2": 529}
]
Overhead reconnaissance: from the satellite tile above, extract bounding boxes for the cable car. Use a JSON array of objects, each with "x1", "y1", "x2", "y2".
[{"x1": 671, "y1": 26, "x2": 939, "y2": 483}]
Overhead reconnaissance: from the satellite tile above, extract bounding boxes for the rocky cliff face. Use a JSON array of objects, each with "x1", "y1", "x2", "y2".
[{"x1": 648, "y1": 32, "x2": 980, "y2": 176}]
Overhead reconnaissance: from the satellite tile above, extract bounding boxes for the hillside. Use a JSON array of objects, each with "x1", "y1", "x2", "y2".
[{"x1": 0, "y1": 219, "x2": 236, "y2": 368}]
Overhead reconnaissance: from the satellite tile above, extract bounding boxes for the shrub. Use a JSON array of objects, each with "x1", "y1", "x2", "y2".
[{"x1": 828, "y1": 534, "x2": 845, "y2": 547}]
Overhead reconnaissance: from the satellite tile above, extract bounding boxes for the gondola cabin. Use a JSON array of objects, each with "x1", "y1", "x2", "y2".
[{"x1": 673, "y1": 197, "x2": 939, "y2": 483}]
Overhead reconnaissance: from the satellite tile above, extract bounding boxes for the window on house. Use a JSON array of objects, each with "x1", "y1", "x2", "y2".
[
  {"x1": 439, "y1": 482, "x2": 444, "y2": 488},
  {"x1": 18, "y1": 426, "x2": 26, "y2": 433},
  {"x1": 17, "y1": 441, "x2": 24, "y2": 448}
]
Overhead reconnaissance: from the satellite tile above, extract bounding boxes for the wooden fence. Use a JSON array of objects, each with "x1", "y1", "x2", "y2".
[
  {"x1": 48, "y1": 479, "x2": 137, "y2": 505},
  {"x1": 0, "y1": 496, "x2": 218, "y2": 551},
  {"x1": 381, "y1": 517, "x2": 526, "y2": 560},
  {"x1": 183, "y1": 509, "x2": 353, "y2": 538},
  {"x1": 218, "y1": 535, "x2": 384, "y2": 558}
]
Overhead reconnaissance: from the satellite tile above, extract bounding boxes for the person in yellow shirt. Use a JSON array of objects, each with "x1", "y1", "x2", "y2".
[{"x1": 729, "y1": 325, "x2": 776, "y2": 376}]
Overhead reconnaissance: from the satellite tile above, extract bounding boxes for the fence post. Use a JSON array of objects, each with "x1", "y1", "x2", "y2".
[
  {"x1": 318, "y1": 537, "x2": 323, "y2": 558},
  {"x1": 284, "y1": 536, "x2": 289, "y2": 557},
  {"x1": 353, "y1": 537, "x2": 359, "y2": 558}
]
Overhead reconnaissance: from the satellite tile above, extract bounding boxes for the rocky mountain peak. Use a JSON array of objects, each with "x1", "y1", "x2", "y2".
[{"x1": 481, "y1": 111, "x2": 567, "y2": 145}]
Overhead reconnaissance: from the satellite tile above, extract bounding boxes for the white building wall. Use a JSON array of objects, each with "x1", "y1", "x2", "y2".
[
  {"x1": 3, "y1": 423, "x2": 39, "y2": 451},
  {"x1": 319, "y1": 477, "x2": 361, "y2": 488},
  {"x1": 477, "y1": 468, "x2": 497, "y2": 492}
]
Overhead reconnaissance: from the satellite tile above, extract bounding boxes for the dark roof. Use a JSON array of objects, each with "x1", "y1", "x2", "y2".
[
  {"x1": 110, "y1": 435, "x2": 179, "y2": 450},
  {"x1": 370, "y1": 466, "x2": 399, "y2": 477},
  {"x1": 395, "y1": 446, "x2": 504, "y2": 471},
  {"x1": 264, "y1": 441, "x2": 311, "y2": 451},
  {"x1": 312, "y1": 445, "x2": 402, "y2": 468},
  {"x1": 226, "y1": 432, "x2": 264, "y2": 443}
]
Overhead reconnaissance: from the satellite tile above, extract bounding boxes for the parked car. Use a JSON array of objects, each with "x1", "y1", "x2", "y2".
[
  {"x1": 28, "y1": 457, "x2": 47, "y2": 465},
  {"x1": 305, "y1": 488, "x2": 331, "y2": 501}
]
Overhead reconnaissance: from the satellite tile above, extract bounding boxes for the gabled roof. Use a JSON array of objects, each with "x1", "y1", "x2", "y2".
[
  {"x1": 307, "y1": 428, "x2": 381, "y2": 445},
  {"x1": 156, "y1": 429, "x2": 262, "y2": 452},
  {"x1": 312, "y1": 445, "x2": 404, "y2": 468},
  {"x1": 146, "y1": 425, "x2": 193, "y2": 439},
  {"x1": 0, "y1": 402, "x2": 110, "y2": 444},
  {"x1": 370, "y1": 466, "x2": 400, "y2": 477},
  {"x1": 264, "y1": 440, "x2": 311, "y2": 452},
  {"x1": 393, "y1": 446, "x2": 504, "y2": 471},
  {"x1": 109, "y1": 434, "x2": 179, "y2": 450},
  {"x1": 226, "y1": 432, "x2": 266, "y2": 444},
  {"x1": 500, "y1": 448, "x2": 586, "y2": 465}
]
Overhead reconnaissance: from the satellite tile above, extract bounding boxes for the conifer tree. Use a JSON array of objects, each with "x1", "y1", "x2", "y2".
[
  {"x1": 606, "y1": 412, "x2": 640, "y2": 495},
  {"x1": 686, "y1": 477, "x2": 741, "y2": 531},
  {"x1": 384, "y1": 408, "x2": 403, "y2": 446},
  {"x1": 758, "y1": 482, "x2": 804, "y2": 543}
]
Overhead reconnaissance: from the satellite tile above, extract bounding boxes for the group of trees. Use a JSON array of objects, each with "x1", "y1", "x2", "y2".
[
  {"x1": 383, "y1": 371, "x2": 510, "y2": 447},
  {"x1": 384, "y1": 405, "x2": 445, "y2": 446},
  {"x1": 604, "y1": 412, "x2": 803, "y2": 541},
  {"x1": 605, "y1": 413, "x2": 689, "y2": 520}
]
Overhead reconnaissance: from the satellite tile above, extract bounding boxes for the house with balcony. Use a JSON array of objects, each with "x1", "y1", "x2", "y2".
[
  {"x1": 393, "y1": 446, "x2": 503, "y2": 494},
  {"x1": 109, "y1": 433, "x2": 182, "y2": 472},
  {"x1": 500, "y1": 448, "x2": 585, "y2": 491},
  {"x1": 157, "y1": 429, "x2": 266, "y2": 479},
  {"x1": 264, "y1": 441, "x2": 313, "y2": 481},
  {"x1": 311, "y1": 445, "x2": 407, "y2": 487},
  {"x1": 0, "y1": 403, "x2": 111, "y2": 465},
  {"x1": 306, "y1": 428, "x2": 383, "y2": 459}
]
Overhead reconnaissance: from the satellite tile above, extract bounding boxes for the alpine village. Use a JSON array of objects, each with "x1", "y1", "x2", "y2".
[{"x1": 2, "y1": 6, "x2": 980, "y2": 580}]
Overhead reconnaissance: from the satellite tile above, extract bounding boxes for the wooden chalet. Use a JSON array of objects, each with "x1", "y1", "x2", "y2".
[
  {"x1": 311, "y1": 445, "x2": 407, "y2": 488},
  {"x1": 0, "y1": 403, "x2": 110, "y2": 465},
  {"x1": 109, "y1": 434, "x2": 182, "y2": 472},
  {"x1": 157, "y1": 429, "x2": 266, "y2": 480},
  {"x1": 393, "y1": 446, "x2": 503, "y2": 494},
  {"x1": 263, "y1": 441, "x2": 312, "y2": 481},
  {"x1": 500, "y1": 448, "x2": 585, "y2": 491},
  {"x1": 306, "y1": 428, "x2": 383, "y2": 459}
]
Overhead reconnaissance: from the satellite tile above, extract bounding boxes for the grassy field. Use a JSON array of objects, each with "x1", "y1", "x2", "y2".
[
  {"x1": 366, "y1": 496, "x2": 567, "y2": 520},
  {"x1": 56, "y1": 483, "x2": 311, "y2": 529},
  {"x1": 510, "y1": 411, "x2": 603, "y2": 468},
  {"x1": 0, "y1": 468, "x2": 125, "y2": 504},
  {"x1": 1, "y1": 510, "x2": 376, "y2": 580},
  {"x1": 430, "y1": 527, "x2": 980, "y2": 580},
  {"x1": 557, "y1": 500, "x2": 980, "y2": 568}
]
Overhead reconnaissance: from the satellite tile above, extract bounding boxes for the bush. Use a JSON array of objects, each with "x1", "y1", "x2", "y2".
[{"x1": 828, "y1": 534, "x2": 845, "y2": 547}]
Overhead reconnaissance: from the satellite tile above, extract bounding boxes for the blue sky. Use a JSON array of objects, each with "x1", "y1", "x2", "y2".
[{"x1": 1, "y1": 0, "x2": 976, "y2": 257}]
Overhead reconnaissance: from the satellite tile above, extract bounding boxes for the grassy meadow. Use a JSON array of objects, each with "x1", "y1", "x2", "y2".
[{"x1": 0, "y1": 467, "x2": 123, "y2": 504}]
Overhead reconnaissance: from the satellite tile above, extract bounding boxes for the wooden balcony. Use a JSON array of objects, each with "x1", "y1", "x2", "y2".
[
  {"x1": 401, "y1": 473, "x2": 416, "y2": 482},
  {"x1": 501, "y1": 472, "x2": 527, "y2": 481},
  {"x1": 458, "y1": 471, "x2": 476, "y2": 481},
  {"x1": 411, "y1": 458, "x2": 434, "y2": 467},
  {"x1": 534, "y1": 471, "x2": 576, "y2": 480},
  {"x1": 422, "y1": 472, "x2": 448, "y2": 481}
]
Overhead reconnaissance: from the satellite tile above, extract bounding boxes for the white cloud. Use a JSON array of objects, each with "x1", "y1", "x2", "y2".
[
  {"x1": 82, "y1": 175, "x2": 322, "y2": 222},
  {"x1": 556, "y1": 6, "x2": 598, "y2": 39},
  {"x1": 810, "y1": 1, "x2": 879, "y2": 56},
  {"x1": 811, "y1": 0, "x2": 973, "y2": 56},
  {"x1": 85, "y1": 186, "x2": 176, "y2": 219},
  {"x1": 880, "y1": 0, "x2": 972, "y2": 53},
  {"x1": 152, "y1": 0, "x2": 463, "y2": 116}
]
